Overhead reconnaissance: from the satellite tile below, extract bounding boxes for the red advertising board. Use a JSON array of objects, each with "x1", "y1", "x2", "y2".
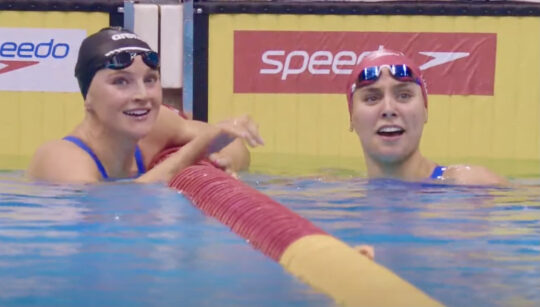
[{"x1": 234, "y1": 31, "x2": 496, "y2": 95}]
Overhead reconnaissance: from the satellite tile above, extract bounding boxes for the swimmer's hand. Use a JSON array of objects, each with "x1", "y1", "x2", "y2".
[
  {"x1": 208, "y1": 152, "x2": 239, "y2": 178},
  {"x1": 354, "y1": 245, "x2": 375, "y2": 261},
  {"x1": 203, "y1": 115, "x2": 264, "y2": 174},
  {"x1": 204, "y1": 115, "x2": 264, "y2": 155},
  {"x1": 216, "y1": 115, "x2": 264, "y2": 148}
]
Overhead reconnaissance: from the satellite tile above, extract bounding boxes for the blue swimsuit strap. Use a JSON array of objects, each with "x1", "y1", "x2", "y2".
[
  {"x1": 63, "y1": 136, "x2": 145, "y2": 179},
  {"x1": 134, "y1": 145, "x2": 146, "y2": 175},
  {"x1": 429, "y1": 165, "x2": 447, "y2": 180},
  {"x1": 63, "y1": 136, "x2": 108, "y2": 179}
]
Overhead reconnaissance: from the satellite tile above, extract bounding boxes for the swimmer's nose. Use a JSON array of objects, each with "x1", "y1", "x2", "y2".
[
  {"x1": 381, "y1": 96, "x2": 397, "y2": 118},
  {"x1": 132, "y1": 80, "x2": 148, "y2": 101}
]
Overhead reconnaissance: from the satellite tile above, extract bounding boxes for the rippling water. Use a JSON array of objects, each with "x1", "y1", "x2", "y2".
[
  {"x1": 0, "y1": 171, "x2": 330, "y2": 307},
  {"x1": 1, "y1": 170, "x2": 539, "y2": 307},
  {"x1": 246, "y1": 175, "x2": 540, "y2": 307}
]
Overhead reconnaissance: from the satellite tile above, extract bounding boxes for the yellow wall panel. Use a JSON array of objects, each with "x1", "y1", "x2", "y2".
[
  {"x1": 0, "y1": 93, "x2": 21, "y2": 156},
  {"x1": 19, "y1": 94, "x2": 45, "y2": 156},
  {"x1": 0, "y1": 11, "x2": 108, "y2": 170}
]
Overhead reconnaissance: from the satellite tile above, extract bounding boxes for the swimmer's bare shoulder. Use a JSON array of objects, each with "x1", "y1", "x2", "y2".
[
  {"x1": 443, "y1": 165, "x2": 508, "y2": 186},
  {"x1": 27, "y1": 139, "x2": 100, "y2": 183}
]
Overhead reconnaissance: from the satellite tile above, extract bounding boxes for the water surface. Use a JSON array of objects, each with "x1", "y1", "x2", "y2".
[{"x1": 1, "y1": 171, "x2": 539, "y2": 307}]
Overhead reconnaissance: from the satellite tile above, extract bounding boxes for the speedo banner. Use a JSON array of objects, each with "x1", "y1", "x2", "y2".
[
  {"x1": 0, "y1": 11, "x2": 108, "y2": 170},
  {"x1": 0, "y1": 28, "x2": 86, "y2": 92},
  {"x1": 234, "y1": 31, "x2": 496, "y2": 95}
]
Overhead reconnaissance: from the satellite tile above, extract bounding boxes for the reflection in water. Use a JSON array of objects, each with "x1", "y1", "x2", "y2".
[
  {"x1": 247, "y1": 175, "x2": 540, "y2": 307},
  {"x1": 0, "y1": 276, "x2": 69, "y2": 299},
  {"x1": 0, "y1": 172, "x2": 330, "y2": 307},
  {"x1": 1, "y1": 171, "x2": 539, "y2": 307}
]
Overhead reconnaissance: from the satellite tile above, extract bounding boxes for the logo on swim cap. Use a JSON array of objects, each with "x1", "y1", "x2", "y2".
[
  {"x1": 111, "y1": 33, "x2": 139, "y2": 41},
  {"x1": 75, "y1": 27, "x2": 154, "y2": 99},
  {"x1": 365, "y1": 47, "x2": 405, "y2": 60}
]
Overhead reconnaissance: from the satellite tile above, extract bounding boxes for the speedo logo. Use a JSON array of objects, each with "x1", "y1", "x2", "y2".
[
  {"x1": 260, "y1": 49, "x2": 470, "y2": 80},
  {"x1": 0, "y1": 39, "x2": 70, "y2": 75},
  {"x1": 234, "y1": 31, "x2": 496, "y2": 95}
]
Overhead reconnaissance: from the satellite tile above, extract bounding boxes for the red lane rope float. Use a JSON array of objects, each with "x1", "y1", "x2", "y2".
[
  {"x1": 169, "y1": 161, "x2": 326, "y2": 260},
  {"x1": 153, "y1": 147, "x2": 443, "y2": 307}
]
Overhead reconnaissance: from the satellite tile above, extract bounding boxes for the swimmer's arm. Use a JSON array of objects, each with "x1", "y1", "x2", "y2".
[
  {"x1": 444, "y1": 165, "x2": 509, "y2": 186},
  {"x1": 150, "y1": 106, "x2": 263, "y2": 172},
  {"x1": 183, "y1": 120, "x2": 253, "y2": 172},
  {"x1": 208, "y1": 138, "x2": 250, "y2": 173},
  {"x1": 189, "y1": 115, "x2": 264, "y2": 172},
  {"x1": 136, "y1": 125, "x2": 228, "y2": 183},
  {"x1": 26, "y1": 140, "x2": 100, "y2": 183}
]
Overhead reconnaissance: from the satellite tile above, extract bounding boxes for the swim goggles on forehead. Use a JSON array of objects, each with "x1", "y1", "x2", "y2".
[
  {"x1": 353, "y1": 64, "x2": 421, "y2": 92},
  {"x1": 104, "y1": 51, "x2": 160, "y2": 70}
]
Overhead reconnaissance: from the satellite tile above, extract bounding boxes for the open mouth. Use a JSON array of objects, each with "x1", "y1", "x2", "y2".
[
  {"x1": 377, "y1": 126, "x2": 405, "y2": 137},
  {"x1": 123, "y1": 109, "x2": 150, "y2": 117}
]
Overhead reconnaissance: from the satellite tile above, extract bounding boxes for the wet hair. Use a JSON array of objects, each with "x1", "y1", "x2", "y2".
[{"x1": 74, "y1": 27, "x2": 154, "y2": 99}]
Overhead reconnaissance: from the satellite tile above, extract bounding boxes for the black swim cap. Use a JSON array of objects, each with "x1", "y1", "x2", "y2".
[{"x1": 74, "y1": 27, "x2": 154, "y2": 99}]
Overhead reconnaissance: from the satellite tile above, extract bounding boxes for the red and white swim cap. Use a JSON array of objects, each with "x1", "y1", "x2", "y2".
[{"x1": 346, "y1": 48, "x2": 428, "y2": 116}]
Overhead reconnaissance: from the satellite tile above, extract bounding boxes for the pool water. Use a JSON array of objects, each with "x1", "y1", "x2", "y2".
[
  {"x1": 0, "y1": 171, "x2": 330, "y2": 307},
  {"x1": 247, "y1": 174, "x2": 540, "y2": 307},
  {"x1": 1, "y1": 170, "x2": 539, "y2": 307}
]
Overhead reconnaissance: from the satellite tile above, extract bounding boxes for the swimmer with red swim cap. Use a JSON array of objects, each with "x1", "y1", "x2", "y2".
[
  {"x1": 347, "y1": 48, "x2": 506, "y2": 185},
  {"x1": 27, "y1": 27, "x2": 264, "y2": 183}
]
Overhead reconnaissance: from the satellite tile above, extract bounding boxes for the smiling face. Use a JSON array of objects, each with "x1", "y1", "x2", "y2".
[
  {"x1": 351, "y1": 69, "x2": 427, "y2": 165},
  {"x1": 84, "y1": 56, "x2": 162, "y2": 140}
]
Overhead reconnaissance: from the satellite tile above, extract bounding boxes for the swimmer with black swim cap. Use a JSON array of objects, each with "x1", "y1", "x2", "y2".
[
  {"x1": 27, "y1": 27, "x2": 264, "y2": 183},
  {"x1": 75, "y1": 27, "x2": 159, "y2": 99},
  {"x1": 347, "y1": 47, "x2": 506, "y2": 185}
]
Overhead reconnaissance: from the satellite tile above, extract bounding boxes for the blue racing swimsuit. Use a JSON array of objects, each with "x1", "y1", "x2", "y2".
[
  {"x1": 63, "y1": 136, "x2": 146, "y2": 180},
  {"x1": 429, "y1": 165, "x2": 447, "y2": 180}
]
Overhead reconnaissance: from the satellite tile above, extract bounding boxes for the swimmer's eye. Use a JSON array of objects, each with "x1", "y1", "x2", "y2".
[
  {"x1": 111, "y1": 77, "x2": 130, "y2": 86},
  {"x1": 396, "y1": 91, "x2": 414, "y2": 102},
  {"x1": 362, "y1": 94, "x2": 381, "y2": 105},
  {"x1": 398, "y1": 92, "x2": 412, "y2": 100},
  {"x1": 144, "y1": 73, "x2": 159, "y2": 85}
]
